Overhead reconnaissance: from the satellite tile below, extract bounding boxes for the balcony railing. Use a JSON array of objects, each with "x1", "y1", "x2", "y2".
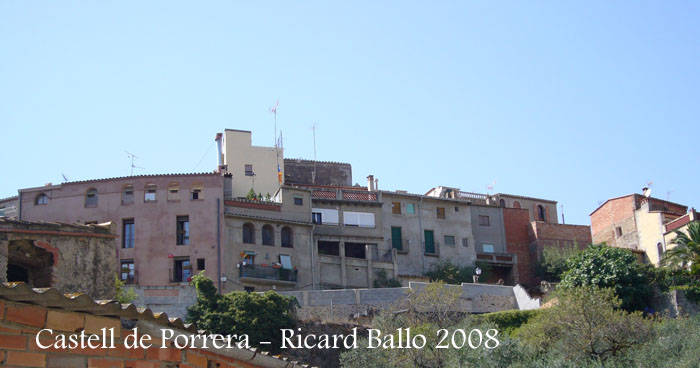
[
  {"x1": 239, "y1": 264, "x2": 298, "y2": 283},
  {"x1": 476, "y1": 252, "x2": 515, "y2": 265},
  {"x1": 388, "y1": 238, "x2": 410, "y2": 253},
  {"x1": 310, "y1": 188, "x2": 378, "y2": 202},
  {"x1": 423, "y1": 241, "x2": 440, "y2": 256}
]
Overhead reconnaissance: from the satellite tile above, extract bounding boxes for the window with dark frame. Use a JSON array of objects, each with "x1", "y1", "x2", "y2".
[
  {"x1": 436, "y1": 207, "x2": 446, "y2": 219},
  {"x1": 616, "y1": 226, "x2": 623, "y2": 237},
  {"x1": 318, "y1": 241, "x2": 340, "y2": 256},
  {"x1": 312, "y1": 212, "x2": 322, "y2": 224},
  {"x1": 462, "y1": 238, "x2": 469, "y2": 247},
  {"x1": 144, "y1": 185, "x2": 157, "y2": 202},
  {"x1": 245, "y1": 164, "x2": 254, "y2": 176},
  {"x1": 122, "y1": 186, "x2": 134, "y2": 205},
  {"x1": 537, "y1": 205, "x2": 546, "y2": 221},
  {"x1": 122, "y1": 219, "x2": 135, "y2": 249},
  {"x1": 173, "y1": 258, "x2": 191, "y2": 282},
  {"x1": 392, "y1": 202, "x2": 401, "y2": 215},
  {"x1": 176, "y1": 216, "x2": 190, "y2": 245},
  {"x1": 242, "y1": 223, "x2": 255, "y2": 244},
  {"x1": 191, "y1": 188, "x2": 202, "y2": 200},
  {"x1": 35, "y1": 193, "x2": 48, "y2": 205},
  {"x1": 479, "y1": 215, "x2": 490, "y2": 226},
  {"x1": 444, "y1": 235, "x2": 456, "y2": 247},
  {"x1": 120, "y1": 260, "x2": 135, "y2": 283},
  {"x1": 85, "y1": 188, "x2": 98, "y2": 207},
  {"x1": 262, "y1": 224, "x2": 274, "y2": 246},
  {"x1": 281, "y1": 226, "x2": 293, "y2": 248},
  {"x1": 294, "y1": 196, "x2": 303, "y2": 205}
]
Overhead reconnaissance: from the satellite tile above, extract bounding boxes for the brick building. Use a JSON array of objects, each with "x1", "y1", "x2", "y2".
[{"x1": 0, "y1": 282, "x2": 305, "y2": 367}]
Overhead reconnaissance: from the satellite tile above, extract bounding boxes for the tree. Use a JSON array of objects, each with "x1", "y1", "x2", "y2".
[
  {"x1": 535, "y1": 244, "x2": 582, "y2": 282},
  {"x1": 518, "y1": 286, "x2": 652, "y2": 365},
  {"x1": 186, "y1": 272, "x2": 297, "y2": 353},
  {"x1": 426, "y1": 260, "x2": 491, "y2": 285},
  {"x1": 661, "y1": 221, "x2": 700, "y2": 275},
  {"x1": 245, "y1": 188, "x2": 256, "y2": 200},
  {"x1": 559, "y1": 244, "x2": 651, "y2": 311},
  {"x1": 114, "y1": 275, "x2": 138, "y2": 304}
]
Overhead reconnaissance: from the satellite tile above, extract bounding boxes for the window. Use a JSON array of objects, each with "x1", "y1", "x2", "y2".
[
  {"x1": 345, "y1": 243, "x2": 366, "y2": 259},
  {"x1": 479, "y1": 215, "x2": 490, "y2": 226},
  {"x1": 190, "y1": 186, "x2": 203, "y2": 200},
  {"x1": 262, "y1": 224, "x2": 274, "y2": 246},
  {"x1": 312, "y1": 208, "x2": 339, "y2": 225},
  {"x1": 482, "y1": 243, "x2": 495, "y2": 253},
  {"x1": 657, "y1": 242, "x2": 664, "y2": 261},
  {"x1": 245, "y1": 164, "x2": 254, "y2": 176},
  {"x1": 499, "y1": 199, "x2": 506, "y2": 207},
  {"x1": 279, "y1": 254, "x2": 292, "y2": 269},
  {"x1": 144, "y1": 184, "x2": 157, "y2": 202},
  {"x1": 513, "y1": 201, "x2": 521, "y2": 209},
  {"x1": 462, "y1": 238, "x2": 469, "y2": 247},
  {"x1": 281, "y1": 226, "x2": 293, "y2": 248},
  {"x1": 616, "y1": 226, "x2": 623, "y2": 237},
  {"x1": 242, "y1": 222, "x2": 255, "y2": 244},
  {"x1": 391, "y1": 227, "x2": 403, "y2": 250},
  {"x1": 406, "y1": 203, "x2": 416, "y2": 214},
  {"x1": 244, "y1": 286, "x2": 255, "y2": 293},
  {"x1": 392, "y1": 202, "x2": 401, "y2": 215},
  {"x1": 537, "y1": 205, "x2": 546, "y2": 221},
  {"x1": 168, "y1": 183, "x2": 180, "y2": 201},
  {"x1": 120, "y1": 260, "x2": 135, "y2": 283},
  {"x1": 318, "y1": 241, "x2": 340, "y2": 256},
  {"x1": 176, "y1": 216, "x2": 190, "y2": 245},
  {"x1": 122, "y1": 219, "x2": 135, "y2": 249},
  {"x1": 173, "y1": 258, "x2": 191, "y2": 282},
  {"x1": 121, "y1": 185, "x2": 134, "y2": 205},
  {"x1": 243, "y1": 252, "x2": 255, "y2": 265},
  {"x1": 455, "y1": 206, "x2": 459, "y2": 212},
  {"x1": 35, "y1": 193, "x2": 48, "y2": 205},
  {"x1": 197, "y1": 258, "x2": 205, "y2": 271},
  {"x1": 85, "y1": 188, "x2": 98, "y2": 207},
  {"x1": 436, "y1": 207, "x2": 446, "y2": 219},
  {"x1": 343, "y1": 211, "x2": 375, "y2": 227},
  {"x1": 294, "y1": 196, "x2": 303, "y2": 206},
  {"x1": 444, "y1": 235, "x2": 456, "y2": 247},
  {"x1": 424, "y1": 230, "x2": 436, "y2": 254}
]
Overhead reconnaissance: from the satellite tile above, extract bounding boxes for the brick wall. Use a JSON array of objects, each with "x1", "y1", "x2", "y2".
[
  {"x1": 0, "y1": 300, "x2": 266, "y2": 368},
  {"x1": 590, "y1": 195, "x2": 638, "y2": 248},
  {"x1": 503, "y1": 208, "x2": 535, "y2": 287}
]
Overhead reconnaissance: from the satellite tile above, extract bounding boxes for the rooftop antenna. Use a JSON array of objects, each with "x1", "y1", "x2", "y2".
[
  {"x1": 61, "y1": 173, "x2": 69, "y2": 183},
  {"x1": 486, "y1": 180, "x2": 496, "y2": 194},
  {"x1": 667, "y1": 189, "x2": 676, "y2": 201},
  {"x1": 125, "y1": 151, "x2": 144, "y2": 175},
  {"x1": 312, "y1": 124, "x2": 317, "y2": 184},
  {"x1": 270, "y1": 100, "x2": 282, "y2": 185},
  {"x1": 560, "y1": 204, "x2": 565, "y2": 224}
]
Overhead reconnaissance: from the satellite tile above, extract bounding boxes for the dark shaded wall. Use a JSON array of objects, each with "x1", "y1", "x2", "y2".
[{"x1": 284, "y1": 159, "x2": 352, "y2": 186}]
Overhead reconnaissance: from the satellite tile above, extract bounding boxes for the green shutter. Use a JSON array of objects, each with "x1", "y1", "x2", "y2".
[
  {"x1": 391, "y1": 227, "x2": 403, "y2": 250},
  {"x1": 424, "y1": 230, "x2": 435, "y2": 254}
]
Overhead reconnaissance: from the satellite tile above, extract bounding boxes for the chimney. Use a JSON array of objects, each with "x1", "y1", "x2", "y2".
[
  {"x1": 215, "y1": 133, "x2": 225, "y2": 172},
  {"x1": 367, "y1": 175, "x2": 375, "y2": 192}
]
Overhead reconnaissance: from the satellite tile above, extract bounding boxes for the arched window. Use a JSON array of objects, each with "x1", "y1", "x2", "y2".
[
  {"x1": 281, "y1": 226, "x2": 293, "y2": 248},
  {"x1": 144, "y1": 184, "x2": 157, "y2": 202},
  {"x1": 262, "y1": 224, "x2": 275, "y2": 246},
  {"x1": 121, "y1": 185, "x2": 134, "y2": 205},
  {"x1": 35, "y1": 193, "x2": 48, "y2": 205},
  {"x1": 499, "y1": 199, "x2": 506, "y2": 208},
  {"x1": 537, "y1": 205, "x2": 546, "y2": 221},
  {"x1": 85, "y1": 188, "x2": 98, "y2": 207},
  {"x1": 242, "y1": 223, "x2": 255, "y2": 244},
  {"x1": 657, "y1": 242, "x2": 664, "y2": 261},
  {"x1": 513, "y1": 201, "x2": 521, "y2": 209}
]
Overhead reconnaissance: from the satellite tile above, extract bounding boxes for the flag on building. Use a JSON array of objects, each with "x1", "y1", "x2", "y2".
[{"x1": 278, "y1": 164, "x2": 283, "y2": 184}]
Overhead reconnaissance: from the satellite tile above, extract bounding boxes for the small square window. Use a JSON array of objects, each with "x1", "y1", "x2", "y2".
[
  {"x1": 482, "y1": 243, "x2": 495, "y2": 253},
  {"x1": 191, "y1": 189, "x2": 202, "y2": 200},
  {"x1": 455, "y1": 206, "x2": 459, "y2": 212},
  {"x1": 244, "y1": 286, "x2": 255, "y2": 292},
  {"x1": 462, "y1": 238, "x2": 468, "y2": 247},
  {"x1": 437, "y1": 207, "x2": 445, "y2": 219},
  {"x1": 479, "y1": 215, "x2": 490, "y2": 226},
  {"x1": 444, "y1": 235, "x2": 456, "y2": 247},
  {"x1": 144, "y1": 186, "x2": 157, "y2": 202},
  {"x1": 294, "y1": 196, "x2": 303, "y2": 206},
  {"x1": 406, "y1": 203, "x2": 416, "y2": 214},
  {"x1": 392, "y1": 202, "x2": 401, "y2": 215},
  {"x1": 245, "y1": 164, "x2": 254, "y2": 176}
]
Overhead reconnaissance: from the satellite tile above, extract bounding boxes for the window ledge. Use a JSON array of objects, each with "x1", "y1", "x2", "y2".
[{"x1": 424, "y1": 252, "x2": 440, "y2": 257}]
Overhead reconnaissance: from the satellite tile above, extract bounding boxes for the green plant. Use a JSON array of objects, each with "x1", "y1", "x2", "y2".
[
  {"x1": 670, "y1": 284, "x2": 700, "y2": 303},
  {"x1": 373, "y1": 269, "x2": 402, "y2": 288},
  {"x1": 535, "y1": 244, "x2": 582, "y2": 282},
  {"x1": 560, "y1": 244, "x2": 652, "y2": 311},
  {"x1": 245, "y1": 188, "x2": 256, "y2": 200},
  {"x1": 426, "y1": 260, "x2": 491, "y2": 285},
  {"x1": 114, "y1": 275, "x2": 138, "y2": 304},
  {"x1": 661, "y1": 221, "x2": 700, "y2": 275},
  {"x1": 473, "y1": 309, "x2": 541, "y2": 337},
  {"x1": 186, "y1": 272, "x2": 297, "y2": 353}
]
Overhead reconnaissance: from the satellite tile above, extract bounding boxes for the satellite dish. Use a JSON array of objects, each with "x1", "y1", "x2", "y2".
[{"x1": 642, "y1": 187, "x2": 652, "y2": 198}]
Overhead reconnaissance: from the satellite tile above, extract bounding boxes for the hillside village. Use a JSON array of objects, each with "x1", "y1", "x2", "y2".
[{"x1": 0, "y1": 128, "x2": 698, "y2": 367}]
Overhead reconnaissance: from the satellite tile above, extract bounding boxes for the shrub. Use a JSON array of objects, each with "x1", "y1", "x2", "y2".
[
  {"x1": 535, "y1": 244, "x2": 582, "y2": 282},
  {"x1": 473, "y1": 309, "x2": 541, "y2": 337},
  {"x1": 426, "y1": 260, "x2": 491, "y2": 285},
  {"x1": 114, "y1": 275, "x2": 138, "y2": 304},
  {"x1": 373, "y1": 269, "x2": 402, "y2": 288},
  {"x1": 560, "y1": 244, "x2": 652, "y2": 311}
]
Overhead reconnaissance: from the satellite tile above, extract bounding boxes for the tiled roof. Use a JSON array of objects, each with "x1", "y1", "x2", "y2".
[
  {"x1": 0, "y1": 195, "x2": 18, "y2": 202},
  {"x1": 284, "y1": 158, "x2": 351, "y2": 166},
  {"x1": 20, "y1": 172, "x2": 220, "y2": 191}
]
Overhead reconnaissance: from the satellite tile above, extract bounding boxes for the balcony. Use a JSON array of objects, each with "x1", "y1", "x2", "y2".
[
  {"x1": 310, "y1": 188, "x2": 379, "y2": 202},
  {"x1": 239, "y1": 264, "x2": 298, "y2": 285},
  {"x1": 476, "y1": 252, "x2": 515, "y2": 266},
  {"x1": 388, "y1": 238, "x2": 410, "y2": 253}
]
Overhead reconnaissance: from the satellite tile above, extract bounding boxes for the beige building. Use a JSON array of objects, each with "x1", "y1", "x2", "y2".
[{"x1": 220, "y1": 129, "x2": 283, "y2": 199}]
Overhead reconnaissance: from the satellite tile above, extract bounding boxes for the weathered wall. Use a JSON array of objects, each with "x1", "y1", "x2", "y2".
[
  {"x1": 0, "y1": 219, "x2": 117, "y2": 300},
  {"x1": 284, "y1": 159, "x2": 352, "y2": 186},
  {"x1": 495, "y1": 194, "x2": 558, "y2": 223},
  {"x1": 503, "y1": 208, "x2": 534, "y2": 287},
  {"x1": 129, "y1": 284, "x2": 197, "y2": 319}
]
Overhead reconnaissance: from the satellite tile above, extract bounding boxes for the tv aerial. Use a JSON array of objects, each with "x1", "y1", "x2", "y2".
[{"x1": 125, "y1": 151, "x2": 145, "y2": 175}]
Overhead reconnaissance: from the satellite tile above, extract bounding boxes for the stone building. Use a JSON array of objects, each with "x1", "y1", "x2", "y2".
[
  {"x1": 590, "y1": 191, "x2": 688, "y2": 265},
  {"x1": 493, "y1": 193, "x2": 559, "y2": 223},
  {"x1": 284, "y1": 158, "x2": 353, "y2": 186},
  {"x1": 0, "y1": 218, "x2": 117, "y2": 299}
]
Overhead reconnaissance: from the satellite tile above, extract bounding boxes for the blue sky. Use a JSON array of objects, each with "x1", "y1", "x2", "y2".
[{"x1": 1, "y1": 1, "x2": 698, "y2": 225}]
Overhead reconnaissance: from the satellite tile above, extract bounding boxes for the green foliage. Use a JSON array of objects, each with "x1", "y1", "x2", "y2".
[
  {"x1": 518, "y1": 286, "x2": 652, "y2": 365},
  {"x1": 114, "y1": 275, "x2": 138, "y2": 304},
  {"x1": 473, "y1": 309, "x2": 541, "y2": 337},
  {"x1": 616, "y1": 316, "x2": 700, "y2": 367},
  {"x1": 560, "y1": 244, "x2": 652, "y2": 311},
  {"x1": 373, "y1": 269, "x2": 402, "y2": 288},
  {"x1": 535, "y1": 244, "x2": 582, "y2": 282},
  {"x1": 425, "y1": 260, "x2": 491, "y2": 285},
  {"x1": 647, "y1": 266, "x2": 697, "y2": 292},
  {"x1": 186, "y1": 272, "x2": 297, "y2": 353},
  {"x1": 661, "y1": 221, "x2": 700, "y2": 275},
  {"x1": 670, "y1": 284, "x2": 700, "y2": 303},
  {"x1": 245, "y1": 188, "x2": 257, "y2": 200}
]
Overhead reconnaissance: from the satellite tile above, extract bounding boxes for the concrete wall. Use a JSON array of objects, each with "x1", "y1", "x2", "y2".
[
  {"x1": 222, "y1": 129, "x2": 283, "y2": 199},
  {"x1": 382, "y1": 192, "x2": 477, "y2": 277},
  {"x1": 0, "y1": 219, "x2": 117, "y2": 299},
  {"x1": 284, "y1": 159, "x2": 352, "y2": 186},
  {"x1": 469, "y1": 205, "x2": 507, "y2": 254},
  {"x1": 18, "y1": 173, "x2": 224, "y2": 287},
  {"x1": 129, "y1": 284, "x2": 197, "y2": 319}
]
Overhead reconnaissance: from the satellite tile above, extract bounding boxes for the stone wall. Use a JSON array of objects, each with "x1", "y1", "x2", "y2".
[
  {"x1": 129, "y1": 284, "x2": 197, "y2": 319},
  {"x1": 651, "y1": 289, "x2": 699, "y2": 317},
  {"x1": 284, "y1": 159, "x2": 352, "y2": 186}
]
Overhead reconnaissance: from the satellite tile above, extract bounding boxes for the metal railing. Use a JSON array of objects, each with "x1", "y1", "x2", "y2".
[
  {"x1": 476, "y1": 252, "x2": 515, "y2": 264},
  {"x1": 423, "y1": 241, "x2": 440, "y2": 255},
  {"x1": 239, "y1": 264, "x2": 298, "y2": 282},
  {"x1": 388, "y1": 238, "x2": 410, "y2": 253},
  {"x1": 310, "y1": 188, "x2": 379, "y2": 202}
]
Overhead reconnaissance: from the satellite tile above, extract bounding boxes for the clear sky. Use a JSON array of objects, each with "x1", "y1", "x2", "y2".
[{"x1": 1, "y1": 1, "x2": 699, "y2": 225}]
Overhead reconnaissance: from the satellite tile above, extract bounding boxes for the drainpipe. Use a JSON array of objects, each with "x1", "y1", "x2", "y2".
[
  {"x1": 17, "y1": 191, "x2": 22, "y2": 220},
  {"x1": 217, "y1": 198, "x2": 222, "y2": 293},
  {"x1": 310, "y1": 224, "x2": 316, "y2": 290},
  {"x1": 418, "y1": 196, "x2": 425, "y2": 275}
]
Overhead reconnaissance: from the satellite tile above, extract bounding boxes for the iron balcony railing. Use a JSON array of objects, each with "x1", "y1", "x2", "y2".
[
  {"x1": 239, "y1": 264, "x2": 298, "y2": 283},
  {"x1": 310, "y1": 188, "x2": 379, "y2": 202}
]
